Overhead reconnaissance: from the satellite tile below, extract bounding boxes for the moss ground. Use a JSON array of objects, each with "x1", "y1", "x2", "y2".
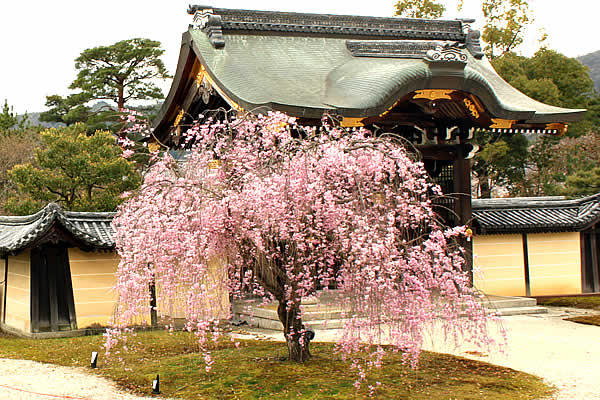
[
  {"x1": 0, "y1": 330, "x2": 553, "y2": 399},
  {"x1": 536, "y1": 296, "x2": 600, "y2": 310}
]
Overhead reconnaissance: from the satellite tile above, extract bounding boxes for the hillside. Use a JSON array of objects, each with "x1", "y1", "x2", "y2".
[
  {"x1": 17, "y1": 101, "x2": 162, "y2": 129},
  {"x1": 19, "y1": 112, "x2": 65, "y2": 129},
  {"x1": 579, "y1": 50, "x2": 600, "y2": 90}
]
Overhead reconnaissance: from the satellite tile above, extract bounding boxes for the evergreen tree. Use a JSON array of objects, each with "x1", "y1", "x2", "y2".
[{"x1": 7, "y1": 124, "x2": 140, "y2": 214}]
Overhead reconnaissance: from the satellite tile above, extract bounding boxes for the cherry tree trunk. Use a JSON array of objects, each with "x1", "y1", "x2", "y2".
[{"x1": 277, "y1": 301, "x2": 311, "y2": 362}]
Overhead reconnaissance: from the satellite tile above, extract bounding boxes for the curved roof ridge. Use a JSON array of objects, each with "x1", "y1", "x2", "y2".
[
  {"x1": 473, "y1": 193, "x2": 600, "y2": 233},
  {"x1": 187, "y1": 6, "x2": 466, "y2": 38},
  {"x1": 0, "y1": 204, "x2": 115, "y2": 254},
  {"x1": 0, "y1": 202, "x2": 60, "y2": 225}
]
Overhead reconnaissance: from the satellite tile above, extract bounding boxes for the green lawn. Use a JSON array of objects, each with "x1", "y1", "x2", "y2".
[
  {"x1": 0, "y1": 330, "x2": 553, "y2": 399},
  {"x1": 565, "y1": 315, "x2": 600, "y2": 327},
  {"x1": 537, "y1": 296, "x2": 600, "y2": 310}
]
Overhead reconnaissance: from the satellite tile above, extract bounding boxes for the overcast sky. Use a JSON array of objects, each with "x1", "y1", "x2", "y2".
[{"x1": 1, "y1": 0, "x2": 596, "y2": 114}]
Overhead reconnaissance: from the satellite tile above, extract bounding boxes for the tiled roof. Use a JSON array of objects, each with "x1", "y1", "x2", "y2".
[
  {"x1": 472, "y1": 193, "x2": 600, "y2": 234},
  {"x1": 153, "y1": 6, "x2": 585, "y2": 137},
  {"x1": 0, "y1": 203, "x2": 115, "y2": 254}
]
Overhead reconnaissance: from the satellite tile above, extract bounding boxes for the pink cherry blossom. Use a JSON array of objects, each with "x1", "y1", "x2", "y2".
[{"x1": 108, "y1": 110, "x2": 504, "y2": 386}]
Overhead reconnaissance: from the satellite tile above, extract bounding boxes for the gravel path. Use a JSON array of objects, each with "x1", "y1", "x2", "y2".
[
  {"x1": 0, "y1": 358, "x2": 166, "y2": 400},
  {"x1": 443, "y1": 307, "x2": 600, "y2": 400}
]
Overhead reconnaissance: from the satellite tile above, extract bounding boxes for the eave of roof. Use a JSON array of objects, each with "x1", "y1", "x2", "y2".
[
  {"x1": 0, "y1": 203, "x2": 115, "y2": 254},
  {"x1": 472, "y1": 193, "x2": 600, "y2": 234}
]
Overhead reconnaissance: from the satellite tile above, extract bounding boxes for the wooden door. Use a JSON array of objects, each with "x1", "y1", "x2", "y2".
[
  {"x1": 581, "y1": 226, "x2": 600, "y2": 293},
  {"x1": 30, "y1": 245, "x2": 77, "y2": 332}
]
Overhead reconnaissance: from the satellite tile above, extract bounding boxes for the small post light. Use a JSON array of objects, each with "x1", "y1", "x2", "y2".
[
  {"x1": 90, "y1": 351, "x2": 98, "y2": 369},
  {"x1": 465, "y1": 227, "x2": 473, "y2": 242},
  {"x1": 152, "y1": 374, "x2": 160, "y2": 394}
]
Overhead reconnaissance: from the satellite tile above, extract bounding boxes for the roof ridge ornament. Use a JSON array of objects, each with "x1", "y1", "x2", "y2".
[
  {"x1": 346, "y1": 40, "x2": 443, "y2": 58},
  {"x1": 425, "y1": 44, "x2": 468, "y2": 65},
  {"x1": 465, "y1": 29, "x2": 484, "y2": 59},
  {"x1": 191, "y1": 7, "x2": 225, "y2": 49},
  {"x1": 457, "y1": 18, "x2": 484, "y2": 59}
]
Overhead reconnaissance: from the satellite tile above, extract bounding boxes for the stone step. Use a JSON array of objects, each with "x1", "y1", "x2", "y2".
[
  {"x1": 236, "y1": 306, "x2": 548, "y2": 331},
  {"x1": 236, "y1": 315, "x2": 350, "y2": 331},
  {"x1": 482, "y1": 296, "x2": 537, "y2": 309},
  {"x1": 233, "y1": 295, "x2": 547, "y2": 331},
  {"x1": 304, "y1": 319, "x2": 348, "y2": 330},
  {"x1": 232, "y1": 304, "x2": 345, "y2": 322},
  {"x1": 236, "y1": 315, "x2": 283, "y2": 331},
  {"x1": 495, "y1": 306, "x2": 548, "y2": 316}
]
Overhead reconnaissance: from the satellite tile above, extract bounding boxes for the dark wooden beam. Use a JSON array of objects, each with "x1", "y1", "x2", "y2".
[
  {"x1": 61, "y1": 247, "x2": 78, "y2": 330},
  {"x1": 47, "y1": 249, "x2": 59, "y2": 332},
  {"x1": 30, "y1": 249, "x2": 40, "y2": 333},
  {"x1": 453, "y1": 150, "x2": 473, "y2": 281},
  {"x1": 2, "y1": 256, "x2": 7, "y2": 324},
  {"x1": 417, "y1": 144, "x2": 463, "y2": 160},
  {"x1": 580, "y1": 232, "x2": 589, "y2": 293},
  {"x1": 522, "y1": 233, "x2": 531, "y2": 296},
  {"x1": 591, "y1": 225, "x2": 599, "y2": 292}
]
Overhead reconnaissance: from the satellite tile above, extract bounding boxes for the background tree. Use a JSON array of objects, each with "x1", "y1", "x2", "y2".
[
  {"x1": 109, "y1": 112, "x2": 500, "y2": 383},
  {"x1": 39, "y1": 93, "x2": 93, "y2": 126},
  {"x1": 0, "y1": 99, "x2": 19, "y2": 131},
  {"x1": 476, "y1": 0, "x2": 532, "y2": 59},
  {"x1": 472, "y1": 48, "x2": 597, "y2": 197},
  {"x1": 493, "y1": 50, "x2": 594, "y2": 108},
  {"x1": 472, "y1": 131, "x2": 529, "y2": 198},
  {"x1": 512, "y1": 135, "x2": 560, "y2": 196},
  {"x1": 563, "y1": 168, "x2": 600, "y2": 197},
  {"x1": 0, "y1": 99, "x2": 29, "y2": 132},
  {"x1": 7, "y1": 124, "x2": 141, "y2": 214},
  {"x1": 394, "y1": 0, "x2": 445, "y2": 18},
  {"x1": 0, "y1": 129, "x2": 40, "y2": 215},
  {"x1": 506, "y1": 131, "x2": 600, "y2": 197},
  {"x1": 479, "y1": 49, "x2": 598, "y2": 197},
  {"x1": 71, "y1": 38, "x2": 170, "y2": 110},
  {"x1": 493, "y1": 49, "x2": 596, "y2": 137},
  {"x1": 42, "y1": 38, "x2": 170, "y2": 130},
  {"x1": 40, "y1": 94, "x2": 122, "y2": 133}
]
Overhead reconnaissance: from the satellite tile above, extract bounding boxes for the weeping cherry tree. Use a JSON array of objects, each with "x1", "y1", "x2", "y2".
[{"x1": 108, "y1": 111, "x2": 501, "y2": 382}]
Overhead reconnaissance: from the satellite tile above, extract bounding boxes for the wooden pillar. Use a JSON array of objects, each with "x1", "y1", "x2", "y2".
[
  {"x1": 522, "y1": 233, "x2": 531, "y2": 296},
  {"x1": 2, "y1": 256, "x2": 7, "y2": 324},
  {"x1": 591, "y1": 225, "x2": 599, "y2": 292},
  {"x1": 453, "y1": 154, "x2": 473, "y2": 282},
  {"x1": 149, "y1": 280, "x2": 158, "y2": 327}
]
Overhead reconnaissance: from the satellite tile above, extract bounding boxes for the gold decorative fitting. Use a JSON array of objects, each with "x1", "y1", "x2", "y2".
[
  {"x1": 195, "y1": 70, "x2": 205, "y2": 86},
  {"x1": 463, "y1": 98, "x2": 480, "y2": 119},
  {"x1": 148, "y1": 142, "x2": 161, "y2": 153},
  {"x1": 207, "y1": 159, "x2": 222, "y2": 169},
  {"x1": 174, "y1": 109, "x2": 185, "y2": 127},
  {"x1": 378, "y1": 99, "x2": 401, "y2": 117},
  {"x1": 490, "y1": 119, "x2": 516, "y2": 129},
  {"x1": 340, "y1": 117, "x2": 364, "y2": 127},
  {"x1": 545, "y1": 123, "x2": 568, "y2": 135},
  {"x1": 413, "y1": 90, "x2": 454, "y2": 100},
  {"x1": 191, "y1": 61, "x2": 245, "y2": 113},
  {"x1": 468, "y1": 95, "x2": 485, "y2": 112}
]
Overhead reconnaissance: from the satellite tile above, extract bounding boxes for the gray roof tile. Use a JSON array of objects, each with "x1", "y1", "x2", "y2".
[
  {"x1": 472, "y1": 193, "x2": 600, "y2": 233},
  {"x1": 0, "y1": 204, "x2": 115, "y2": 253}
]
